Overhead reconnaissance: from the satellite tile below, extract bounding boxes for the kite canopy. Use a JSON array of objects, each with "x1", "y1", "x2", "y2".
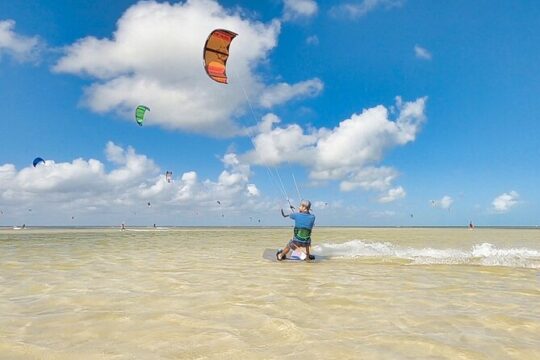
[
  {"x1": 32, "y1": 157, "x2": 45, "y2": 167},
  {"x1": 135, "y1": 105, "x2": 150, "y2": 126},
  {"x1": 203, "y1": 29, "x2": 238, "y2": 84}
]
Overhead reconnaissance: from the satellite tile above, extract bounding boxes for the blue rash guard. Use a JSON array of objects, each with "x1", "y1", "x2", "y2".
[{"x1": 289, "y1": 211, "x2": 316, "y2": 246}]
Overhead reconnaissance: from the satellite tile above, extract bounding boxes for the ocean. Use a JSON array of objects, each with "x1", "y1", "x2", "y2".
[{"x1": 0, "y1": 227, "x2": 539, "y2": 359}]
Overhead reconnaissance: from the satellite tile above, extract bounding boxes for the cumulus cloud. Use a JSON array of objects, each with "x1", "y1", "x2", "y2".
[
  {"x1": 329, "y1": 0, "x2": 404, "y2": 19},
  {"x1": 378, "y1": 186, "x2": 406, "y2": 203},
  {"x1": 430, "y1": 195, "x2": 453, "y2": 210},
  {"x1": 0, "y1": 142, "x2": 260, "y2": 222},
  {"x1": 414, "y1": 44, "x2": 432, "y2": 60},
  {"x1": 244, "y1": 96, "x2": 427, "y2": 197},
  {"x1": 0, "y1": 19, "x2": 42, "y2": 62},
  {"x1": 259, "y1": 78, "x2": 323, "y2": 108},
  {"x1": 53, "y1": 0, "x2": 321, "y2": 136},
  {"x1": 283, "y1": 0, "x2": 319, "y2": 20},
  {"x1": 340, "y1": 167, "x2": 398, "y2": 192},
  {"x1": 492, "y1": 191, "x2": 519, "y2": 213}
]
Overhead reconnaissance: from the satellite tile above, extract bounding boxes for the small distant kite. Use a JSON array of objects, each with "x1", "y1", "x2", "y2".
[
  {"x1": 147, "y1": 202, "x2": 151, "y2": 207},
  {"x1": 33, "y1": 157, "x2": 45, "y2": 167},
  {"x1": 135, "y1": 105, "x2": 150, "y2": 126},
  {"x1": 216, "y1": 200, "x2": 221, "y2": 205},
  {"x1": 203, "y1": 29, "x2": 238, "y2": 84},
  {"x1": 165, "y1": 171, "x2": 173, "y2": 183}
]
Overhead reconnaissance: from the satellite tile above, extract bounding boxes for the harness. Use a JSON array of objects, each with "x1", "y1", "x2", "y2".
[{"x1": 293, "y1": 227, "x2": 312, "y2": 243}]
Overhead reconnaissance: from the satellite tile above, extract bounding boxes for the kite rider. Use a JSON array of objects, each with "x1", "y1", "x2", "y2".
[{"x1": 277, "y1": 200, "x2": 316, "y2": 261}]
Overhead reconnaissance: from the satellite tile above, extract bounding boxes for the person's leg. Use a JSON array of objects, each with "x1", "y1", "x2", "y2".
[
  {"x1": 305, "y1": 245, "x2": 315, "y2": 260},
  {"x1": 278, "y1": 245, "x2": 290, "y2": 260},
  {"x1": 278, "y1": 240, "x2": 296, "y2": 260}
]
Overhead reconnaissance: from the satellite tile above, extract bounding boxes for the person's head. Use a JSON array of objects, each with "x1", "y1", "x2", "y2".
[{"x1": 299, "y1": 199, "x2": 311, "y2": 213}]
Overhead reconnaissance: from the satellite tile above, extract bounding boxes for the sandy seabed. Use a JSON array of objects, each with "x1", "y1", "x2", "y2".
[{"x1": 1, "y1": 227, "x2": 539, "y2": 359}]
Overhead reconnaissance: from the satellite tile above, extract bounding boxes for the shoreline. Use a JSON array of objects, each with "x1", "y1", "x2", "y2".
[{"x1": 1, "y1": 225, "x2": 539, "y2": 230}]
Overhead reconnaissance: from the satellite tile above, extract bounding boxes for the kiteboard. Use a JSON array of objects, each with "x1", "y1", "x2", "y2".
[{"x1": 262, "y1": 248, "x2": 327, "y2": 263}]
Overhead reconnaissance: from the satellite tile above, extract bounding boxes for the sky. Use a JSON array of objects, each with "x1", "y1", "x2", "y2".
[{"x1": 1, "y1": 0, "x2": 539, "y2": 226}]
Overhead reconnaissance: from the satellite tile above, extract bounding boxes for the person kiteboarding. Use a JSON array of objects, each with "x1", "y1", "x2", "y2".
[{"x1": 277, "y1": 200, "x2": 316, "y2": 261}]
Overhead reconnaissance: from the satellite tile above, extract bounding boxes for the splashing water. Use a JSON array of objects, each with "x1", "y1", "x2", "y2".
[{"x1": 312, "y1": 240, "x2": 540, "y2": 268}]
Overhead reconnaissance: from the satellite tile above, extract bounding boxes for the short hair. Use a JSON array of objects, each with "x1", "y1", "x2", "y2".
[{"x1": 300, "y1": 199, "x2": 311, "y2": 210}]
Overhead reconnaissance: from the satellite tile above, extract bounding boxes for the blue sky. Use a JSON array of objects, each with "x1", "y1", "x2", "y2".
[{"x1": 0, "y1": 0, "x2": 539, "y2": 226}]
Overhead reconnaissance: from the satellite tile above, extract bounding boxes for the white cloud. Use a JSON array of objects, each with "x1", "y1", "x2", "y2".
[
  {"x1": 0, "y1": 19, "x2": 42, "y2": 62},
  {"x1": 259, "y1": 78, "x2": 324, "y2": 108},
  {"x1": 312, "y1": 200, "x2": 329, "y2": 209},
  {"x1": 340, "y1": 166, "x2": 398, "y2": 192},
  {"x1": 244, "y1": 96, "x2": 427, "y2": 196},
  {"x1": 329, "y1": 0, "x2": 404, "y2": 19},
  {"x1": 306, "y1": 35, "x2": 319, "y2": 45},
  {"x1": 378, "y1": 186, "x2": 406, "y2": 203},
  {"x1": 53, "y1": 0, "x2": 321, "y2": 136},
  {"x1": 247, "y1": 183, "x2": 260, "y2": 197},
  {"x1": 414, "y1": 44, "x2": 432, "y2": 60},
  {"x1": 492, "y1": 191, "x2": 519, "y2": 213},
  {"x1": 246, "y1": 113, "x2": 319, "y2": 166},
  {"x1": 430, "y1": 195, "x2": 453, "y2": 209},
  {"x1": 0, "y1": 142, "x2": 261, "y2": 223},
  {"x1": 439, "y1": 195, "x2": 453, "y2": 209},
  {"x1": 283, "y1": 0, "x2": 319, "y2": 20}
]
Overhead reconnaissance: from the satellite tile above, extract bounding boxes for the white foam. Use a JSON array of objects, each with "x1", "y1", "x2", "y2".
[{"x1": 312, "y1": 240, "x2": 540, "y2": 268}]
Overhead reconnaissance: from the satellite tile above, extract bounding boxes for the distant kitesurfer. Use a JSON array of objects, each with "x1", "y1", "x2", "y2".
[{"x1": 277, "y1": 200, "x2": 316, "y2": 261}]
